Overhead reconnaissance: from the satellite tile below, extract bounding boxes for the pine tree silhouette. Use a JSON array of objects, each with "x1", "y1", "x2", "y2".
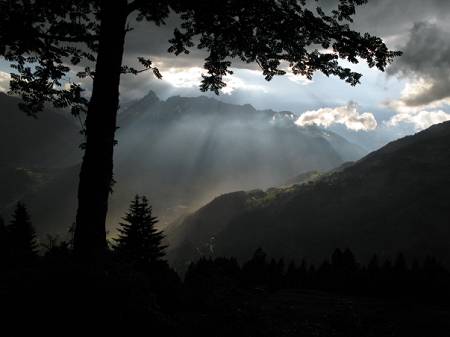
[
  {"x1": 285, "y1": 261, "x2": 297, "y2": 287},
  {"x1": 0, "y1": 215, "x2": 7, "y2": 267},
  {"x1": 394, "y1": 253, "x2": 407, "y2": 272},
  {"x1": 368, "y1": 254, "x2": 380, "y2": 273},
  {"x1": 7, "y1": 202, "x2": 38, "y2": 266},
  {"x1": 242, "y1": 248, "x2": 268, "y2": 287},
  {"x1": 342, "y1": 248, "x2": 358, "y2": 272},
  {"x1": 114, "y1": 195, "x2": 166, "y2": 267},
  {"x1": 331, "y1": 248, "x2": 344, "y2": 270}
]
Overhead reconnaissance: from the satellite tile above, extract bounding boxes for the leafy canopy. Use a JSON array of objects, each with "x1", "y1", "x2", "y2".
[{"x1": 0, "y1": 0, "x2": 401, "y2": 116}]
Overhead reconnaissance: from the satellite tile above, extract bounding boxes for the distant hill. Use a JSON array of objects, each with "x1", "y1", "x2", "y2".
[
  {"x1": 0, "y1": 93, "x2": 82, "y2": 234},
  {"x1": 167, "y1": 121, "x2": 450, "y2": 269},
  {"x1": 0, "y1": 92, "x2": 367, "y2": 236},
  {"x1": 0, "y1": 93, "x2": 82, "y2": 169}
]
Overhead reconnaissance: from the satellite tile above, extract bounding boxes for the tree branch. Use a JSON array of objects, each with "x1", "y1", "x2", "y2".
[
  {"x1": 37, "y1": 33, "x2": 98, "y2": 43},
  {"x1": 126, "y1": 0, "x2": 140, "y2": 14}
]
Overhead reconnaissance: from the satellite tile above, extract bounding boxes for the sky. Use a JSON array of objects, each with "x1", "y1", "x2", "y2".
[{"x1": 1, "y1": 0, "x2": 450, "y2": 140}]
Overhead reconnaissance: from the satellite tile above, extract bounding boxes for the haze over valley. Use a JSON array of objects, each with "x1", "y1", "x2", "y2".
[{"x1": 1, "y1": 91, "x2": 369, "y2": 235}]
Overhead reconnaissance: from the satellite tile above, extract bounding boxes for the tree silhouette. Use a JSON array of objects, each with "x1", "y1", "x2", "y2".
[
  {"x1": 242, "y1": 247, "x2": 269, "y2": 287},
  {"x1": 1, "y1": 0, "x2": 402, "y2": 260},
  {"x1": 368, "y1": 254, "x2": 380, "y2": 273},
  {"x1": 114, "y1": 195, "x2": 166, "y2": 267},
  {"x1": 342, "y1": 248, "x2": 358, "y2": 272},
  {"x1": 0, "y1": 215, "x2": 7, "y2": 267},
  {"x1": 394, "y1": 253, "x2": 407, "y2": 272},
  {"x1": 7, "y1": 202, "x2": 38, "y2": 266},
  {"x1": 331, "y1": 248, "x2": 344, "y2": 269},
  {"x1": 285, "y1": 260, "x2": 297, "y2": 287}
]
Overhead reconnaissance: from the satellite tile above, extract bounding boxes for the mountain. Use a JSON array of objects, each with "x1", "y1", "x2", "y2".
[
  {"x1": 107, "y1": 92, "x2": 366, "y2": 227},
  {"x1": 167, "y1": 121, "x2": 450, "y2": 269},
  {"x1": 0, "y1": 93, "x2": 82, "y2": 234},
  {"x1": 0, "y1": 92, "x2": 82, "y2": 169},
  {"x1": 0, "y1": 91, "x2": 367, "y2": 236}
]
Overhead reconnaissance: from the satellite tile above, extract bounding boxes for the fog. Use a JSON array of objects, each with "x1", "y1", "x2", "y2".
[
  {"x1": 104, "y1": 92, "x2": 366, "y2": 232},
  {"x1": 1, "y1": 91, "x2": 367, "y2": 237}
]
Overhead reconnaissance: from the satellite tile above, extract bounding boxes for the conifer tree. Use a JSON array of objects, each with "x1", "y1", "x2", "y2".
[
  {"x1": 394, "y1": 253, "x2": 407, "y2": 272},
  {"x1": 285, "y1": 260, "x2": 297, "y2": 287},
  {"x1": 0, "y1": 215, "x2": 7, "y2": 267},
  {"x1": 8, "y1": 202, "x2": 38, "y2": 265},
  {"x1": 114, "y1": 195, "x2": 166, "y2": 266},
  {"x1": 242, "y1": 248, "x2": 269, "y2": 286},
  {"x1": 368, "y1": 254, "x2": 380, "y2": 273},
  {"x1": 342, "y1": 248, "x2": 358, "y2": 272},
  {"x1": 331, "y1": 248, "x2": 344, "y2": 269}
]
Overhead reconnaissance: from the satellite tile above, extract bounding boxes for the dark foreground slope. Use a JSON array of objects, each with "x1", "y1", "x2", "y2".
[
  {"x1": 0, "y1": 93, "x2": 82, "y2": 169},
  {"x1": 0, "y1": 93, "x2": 82, "y2": 234},
  {"x1": 168, "y1": 121, "x2": 450, "y2": 267}
]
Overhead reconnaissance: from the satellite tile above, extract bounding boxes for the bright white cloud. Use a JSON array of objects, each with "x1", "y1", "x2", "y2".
[
  {"x1": 160, "y1": 67, "x2": 268, "y2": 95},
  {"x1": 0, "y1": 71, "x2": 10, "y2": 92},
  {"x1": 285, "y1": 72, "x2": 312, "y2": 85},
  {"x1": 385, "y1": 79, "x2": 450, "y2": 130},
  {"x1": 161, "y1": 67, "x2": 203, "y2": 89},
  {"x1": 222, "y1": 71, "x2": 269, "y2": 94},
  {"x1": 295, "y1": 101, "x2": 377, "y2": 131},
  {"x1": 387, "y1": 109, "x2": 450, "y2": 130}
]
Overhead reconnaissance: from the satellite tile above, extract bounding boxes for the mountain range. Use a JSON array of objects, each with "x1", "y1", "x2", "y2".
[
  {"x1": 0, "y1": 91, "x2": 365, "y2": 236},
  {"x1": 166, "y1": 121, "x2": 450, "y2": 270}
]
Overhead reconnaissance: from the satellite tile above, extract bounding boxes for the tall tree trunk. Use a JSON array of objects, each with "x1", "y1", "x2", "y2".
[{"x1": 74, "y1": 0, "x2": 128, "y2": 261}]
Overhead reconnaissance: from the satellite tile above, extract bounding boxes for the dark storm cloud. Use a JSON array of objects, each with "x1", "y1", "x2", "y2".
[
  {"x1": 387, "y1": 22, "x2": 450, "y2": 106},
  {"x1": 320, "y1": 0, "x2": 450, "y2": 39},
  {"x1": 123, "y1": 13, "x2": 207, "y2": 69},
  {"x1": 124, "y1": 14, "x2": 178, "y2": 57},
  {"x1": 122, "y1": 0, "x2": 450, "y2": 70},
  {"x1": 117, "y1": 0, "x2": 450, "y2": 124}
]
